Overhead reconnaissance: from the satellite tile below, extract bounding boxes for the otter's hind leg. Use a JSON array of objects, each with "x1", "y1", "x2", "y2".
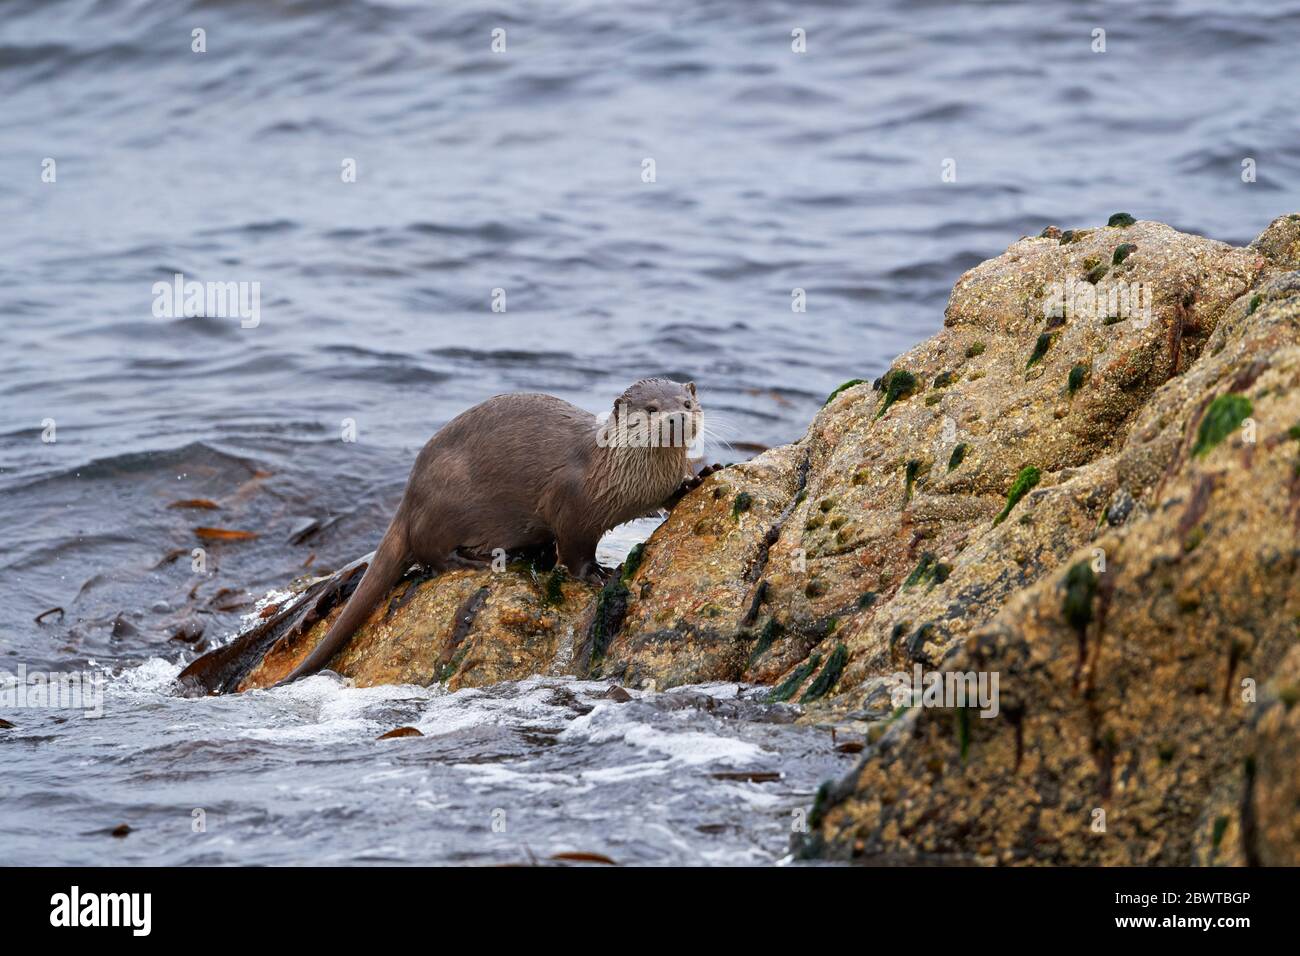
[
  {"x1": 554, "y1": 526, "x2": 606, "y2": 585},
  {"x1": 444, "y1": 548, "x2": 492, "y2": 570}
]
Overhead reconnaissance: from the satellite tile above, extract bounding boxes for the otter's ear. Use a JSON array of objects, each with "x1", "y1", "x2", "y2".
[{"x1": 686, "y1": 381, "x2": 696, "y2": 397}]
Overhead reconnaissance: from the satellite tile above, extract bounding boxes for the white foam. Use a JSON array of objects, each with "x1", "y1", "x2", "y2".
[
  {"x1": 111, "y1": 656, "x2": 183, "y2": 694},
  {"x1": 452, "y1": 761, "x2": 594, "y2": 795},
  {"x1": 562, "y1": 702, "x2": 769, "y2": 767},
  {"x1": 577, "y1": 760, "x2": 674, "y2": 783},
  {"x1": 239, "y1": 586, "x2": 298, "y2": 628}
]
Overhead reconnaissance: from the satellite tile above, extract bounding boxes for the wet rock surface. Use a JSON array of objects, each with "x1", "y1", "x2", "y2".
[{"x1": 181, "y1": 214, "x2": 1300, "y2": 865}]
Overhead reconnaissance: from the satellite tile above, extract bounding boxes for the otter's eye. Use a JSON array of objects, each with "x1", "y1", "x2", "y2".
[{"x1": 646, "y1": 405, "x2": 658, "y2": 413}]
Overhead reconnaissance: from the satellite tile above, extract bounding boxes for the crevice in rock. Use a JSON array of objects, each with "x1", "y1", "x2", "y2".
[
  {"x1": 1005, "y1": 703, "x2": 1025, "y2": 772},
  {"x1": 439, "y1": 586, "x2": 489, "y2": 677},
  {"x1": 1240, "y1": 755, "x2": 1260, "y2": 866},
  {"x1": 740, "y1": 448, "x2": 813, "y2": 588},
  {"x1": 1168, "y1": 285, "x2": 1198, "y2": 376},
  {"x1": 739, "y1": 579, "x2": 769, "y2": 628},
  {"x1": 386, "y1": 572, "x2": 434, "y2": 619},
  {"x1": 1222, "y1": 636, "x2": 1245, "y2": 706},
  {"x1": 1177, "y1": 474, "x2": 1220, "y2": 546}
]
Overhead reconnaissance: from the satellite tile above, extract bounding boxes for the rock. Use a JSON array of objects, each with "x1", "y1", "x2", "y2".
[
  {"x1": 801, "y1": 220, "x2": 1300, "y2": 864},
  {"x1": 1244, "y1": 644, "x2": 1300, "y2": 866},
  {"x1": 180, "y1": 556, "x2": 596, "y2": 693},
  {"x1": 599, "y1": 442, "x2": 808, "y2": 688},
  {"x1": 178, "y1": 213, "x2": 1300, "y2": 864},
  {"x1": 1249, "y1": 213, "x2": 1300, "y2": 270}
]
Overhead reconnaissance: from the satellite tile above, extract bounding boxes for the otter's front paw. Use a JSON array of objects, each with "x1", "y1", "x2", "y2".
[{"x1": 667, "y1": 462, "x2": 725, "y2": 507}]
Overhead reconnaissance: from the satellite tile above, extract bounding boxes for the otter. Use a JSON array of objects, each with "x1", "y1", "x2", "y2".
[{"x1": 279, "y1": 378, "x2": 706, "y2": 683}]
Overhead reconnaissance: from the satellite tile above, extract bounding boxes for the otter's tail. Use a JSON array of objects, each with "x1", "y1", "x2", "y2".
[{"x1": 277, "y1": 521, "x2": 409, "y2": 685}]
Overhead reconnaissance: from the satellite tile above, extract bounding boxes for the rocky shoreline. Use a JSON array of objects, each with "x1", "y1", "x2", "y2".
[{"x1": 181, "y1": 213, "x2": 1300, "y2": 865}]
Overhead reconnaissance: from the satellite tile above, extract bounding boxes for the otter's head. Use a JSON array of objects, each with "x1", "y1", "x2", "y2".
[{"x1": 605, "y1": 378, "x2": 701, "y2": 451}]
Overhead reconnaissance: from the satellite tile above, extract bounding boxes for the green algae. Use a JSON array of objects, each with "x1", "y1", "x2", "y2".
[
  {"x1": 588, "y1": 578, "x2": 630, "y2": 673},
  {"x1": 1192, "y1": 394, "x2": 1252, "y2": 458},
  {"x1": 904, "y1": 552, "x2": 937, "y2": 588},
  {"x1": 799, "y1": 643, "x2": 848, "y2": 704},
  {"x1": 875, "y1": 368, "x2": 918, "y2": 419},
  {"x1": 807, "y1": 780, "x2": 831, "y2": 830},
  {"x1": 824, "y1": 378, "x2": 866, "y2": 406},
  {"x1": 543, "y1": 567, "x2": 567, "y2": 606},
  {"x1": 1062, "y1": 560, "x2": 1098, "y2": 633},
  {"x1": 748, "y1": 617, "x2": 783, "y2": 667},
  {"x1": 1026, "y1": 333, "x2": 1052, "y2": 369},
  {"x1": 903, "y1": 459, "x2": 922, "y2": 505},
  {"x1": 1211, "y1": 815, "x2": 1229, "y2": 850},
  {"x1": 769, "y1": 653, "x2": 822, "y2": 703},
  {"x1": 901, "y1": 552, "x2": 950, "y2": 591},
  {"x1": 436, "y1": 646, "x2": 470, "y2": 683},
  {"x1": 620, "y1": 542, "x2": 646, "y2": 583},
  {"x1": 993, "y1": 465, "x2": 1041, "y2": 525}
]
